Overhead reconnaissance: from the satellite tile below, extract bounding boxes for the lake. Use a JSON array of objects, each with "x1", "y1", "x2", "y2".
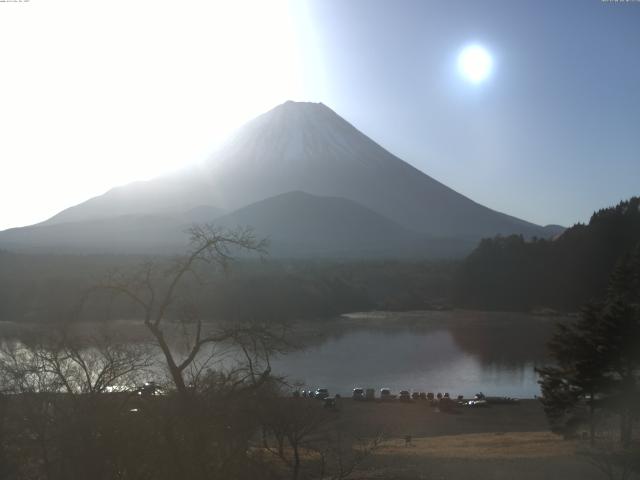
[
  {"x1": 0, "y1": 310, "x2": 563, "y2": 399},
  {"x1": 270, "y1": 310, "x2": 562, "y2": 398}
]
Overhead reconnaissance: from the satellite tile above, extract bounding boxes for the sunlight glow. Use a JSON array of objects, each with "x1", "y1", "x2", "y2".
[
  {"x1": 457, "y1": 44, "x2": 493, "y2": 83},
  {"x1": 0, "y1": 0, "x2": 308, "y2": 230}
]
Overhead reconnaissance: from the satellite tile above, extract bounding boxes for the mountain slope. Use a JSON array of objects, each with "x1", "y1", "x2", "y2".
[
  {"x1": 214, "y1": 191, "x2": 430, "y2": 258},
  {"x1": 40, "y1": 101, "x2": 553, "y2": 241},
  {"x1": 45, "y1": 175, "x2": 217, "y2": 224},
  {"x1": 0, "y1": 214, "x2": 191, "y2": 254},
  {"x1": 1, "y1": 192, "x2": 476, "y2": 257}
]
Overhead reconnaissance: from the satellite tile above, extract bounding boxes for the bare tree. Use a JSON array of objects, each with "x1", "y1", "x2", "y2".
[
  {"x1": 0, "y1": 331, "x2": 153, "y2": 480},
  {"x1": 91, "y1": 224, "x2": 272, "y2": 397},
  {"x1": 261, "y1": 396, "x2": 332, "y2": 480},
  {"x1": 259, "y1": 393, "x2": 383, "y2": 480},
  {"x1": 76, "y1": 225, "x2": 301, "y2": 480},
  {"x1": 314, "y1": 429, "x2": 383, "y2": 480}
]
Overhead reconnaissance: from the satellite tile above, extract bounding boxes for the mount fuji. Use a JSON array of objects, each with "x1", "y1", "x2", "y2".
[{"x1": 0, "y1": 101, "x2": 561, "y2": 257}]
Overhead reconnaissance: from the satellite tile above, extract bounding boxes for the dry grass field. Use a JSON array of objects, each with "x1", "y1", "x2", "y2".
[
  {"x1": 377, "y1": 431, "x2": 577, "y2": 459},
  {"x1": 319, "y1": 399, "x2": 609, "y2": 479}
]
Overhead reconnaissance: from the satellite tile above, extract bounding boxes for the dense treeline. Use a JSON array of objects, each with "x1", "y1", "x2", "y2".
[
  {"x1": 0, "y1": 251, "x2": 455, "y2": 324},
  {"x1": 454, "y1": 197, "x2": 640, "y2": 312}
]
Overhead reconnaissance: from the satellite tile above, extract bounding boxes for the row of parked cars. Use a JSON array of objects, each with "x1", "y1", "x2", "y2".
[
  {"x1": 297, "y1": 388, "x2": 463, "y2": 402},
  {"x1": 353, "y1": 387, "x2": 462, "y2": 402},
  {"x1": 295, "y1": 388, "x2": 520, "y2": 408},
  {"x1": 294, "y1": 388, "x2": 330, "y2": 399}
]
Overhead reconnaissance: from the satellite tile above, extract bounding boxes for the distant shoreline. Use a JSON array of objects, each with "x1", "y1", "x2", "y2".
[{"x1": 0, "y1": 308, "x2": 568, "y2": 339}]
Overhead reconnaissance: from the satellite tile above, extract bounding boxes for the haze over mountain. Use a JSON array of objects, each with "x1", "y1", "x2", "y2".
[
  {"x1": 1, "y1": 101, "x2": 561, "y2": 257},
  {"x1": 214, "y1": 191, "x2": 475, "y2": 258}
]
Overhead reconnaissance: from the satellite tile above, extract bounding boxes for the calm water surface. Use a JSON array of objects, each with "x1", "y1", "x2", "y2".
[{"x1": 270, "y1": 310, "x2": 560, "y2": 398}]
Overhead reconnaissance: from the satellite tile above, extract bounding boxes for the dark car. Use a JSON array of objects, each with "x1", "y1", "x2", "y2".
[
  {"x1": 138, "y1": 381, "x2": 163, "y2": 397},
  {"x1": 399, "y1": 390, "x2": 411, "y2": 402},
  {"x1": 314, "y1": 388, "x2": 329, "y2": 399}
]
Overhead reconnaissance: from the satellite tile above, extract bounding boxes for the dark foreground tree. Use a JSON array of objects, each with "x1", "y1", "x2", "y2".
[
  {"x1": 537, "y1": 244, "x2": 640, "y2": 445},
  {"x1": 536, "y1": 301, "x2": 608, "y2": 444}
]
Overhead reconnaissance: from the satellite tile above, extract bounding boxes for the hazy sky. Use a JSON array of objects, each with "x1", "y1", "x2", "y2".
[{"x1": 1, "y1": 0, "x2": 638, "y2": 231}]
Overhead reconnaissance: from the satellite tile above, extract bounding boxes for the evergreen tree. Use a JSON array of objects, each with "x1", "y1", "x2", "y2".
[{"x1": 537, "y1": 243, "x2": 640, "y2": 445}]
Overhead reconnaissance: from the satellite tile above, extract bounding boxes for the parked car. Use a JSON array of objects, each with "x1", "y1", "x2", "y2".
[
  {"x1": 466, "y1": 399, "x2": 488, "y2": 407},
  {"x1": 105, "y1": 385, "x2": 130, "y2": 393},
  {"x1": 380, "y1": 388, "x2": 392, "y2": 401},
  {"x1": 365, "y1": 388, "x2": 376, "y2": 401},
  {"x1": 138, "y1": 381, "x2": 163, "y2": 397},
  {"x1": 352, "y1": 388, "x2": 365, "y2": 400},
  {"x1": 411, "y1": 392, "x2": 420, "y2": 400},
  {"x1": 419, "y1": 392, "x2": 427, "y2": 400},
  {"x1": 314, "y1": 388, "x2": 329, "y2": 399},
  {"x1": 399, "y1": 390, "x2": 411, "y2": 402}
]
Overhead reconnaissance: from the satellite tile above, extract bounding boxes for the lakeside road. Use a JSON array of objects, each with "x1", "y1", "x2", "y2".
[{"x1": 324, "y1": 399, "x2": 603, "y2": 480}]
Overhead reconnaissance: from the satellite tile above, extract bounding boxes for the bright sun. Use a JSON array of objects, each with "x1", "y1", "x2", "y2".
[{"x1": 458, "y1": 44, "x2": 493, "y2": 83}]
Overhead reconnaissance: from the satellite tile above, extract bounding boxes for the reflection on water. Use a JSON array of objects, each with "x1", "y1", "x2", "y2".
[
  {"x1": 271, "y1": 311, "x2": 558, "y2": 398},
  {"x1": 0, "y1": 310, "x2": 561, "y2": 398}
]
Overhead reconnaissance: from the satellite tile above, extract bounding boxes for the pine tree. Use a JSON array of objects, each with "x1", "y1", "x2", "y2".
[
  {"x1": 537, "y1": 302, "x2": 609, "y2": 444},
  {"x1": 537, "y1": 243, "x2": 640, "y2": 445}
]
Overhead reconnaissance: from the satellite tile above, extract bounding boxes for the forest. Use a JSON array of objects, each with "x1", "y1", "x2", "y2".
[
  {"x1": 0, "y1": 250, "x2": 455, "y2": 325},
  {"x1": 453, "y1": 197, "x2": 640, "y2": 312}
]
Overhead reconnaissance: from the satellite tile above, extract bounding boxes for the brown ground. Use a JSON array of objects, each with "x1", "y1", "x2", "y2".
[{"x1": 327, "y1": 399, "x2": 606, "y2": 480}]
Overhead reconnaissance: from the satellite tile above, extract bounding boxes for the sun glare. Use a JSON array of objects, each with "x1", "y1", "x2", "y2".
[
  {"x1": 0, "y1": 0, "x2": 308, "y2": 229},
  {"x1": 457, "y1": 44, "x2": 493, "y2": 83}
]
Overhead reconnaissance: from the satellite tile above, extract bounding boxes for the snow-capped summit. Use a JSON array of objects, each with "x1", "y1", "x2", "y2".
[
  {"x1": 213, "y1": 101, "x2": 395, "y2": 169},
  {"x1": 201, "y1": 100, "x2": 544, "y2": 238}
]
